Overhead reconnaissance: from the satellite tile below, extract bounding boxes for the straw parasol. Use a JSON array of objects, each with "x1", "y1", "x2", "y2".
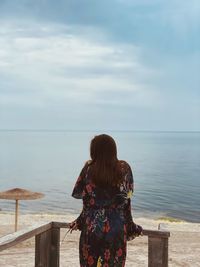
[{"x1": 0, "y1": 188, "x2": 44, "y2": 231}]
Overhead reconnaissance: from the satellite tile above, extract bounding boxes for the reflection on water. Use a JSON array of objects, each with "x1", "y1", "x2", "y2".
[{"x1": 0, "y1": 131, "x2": 200, "y2": 222}]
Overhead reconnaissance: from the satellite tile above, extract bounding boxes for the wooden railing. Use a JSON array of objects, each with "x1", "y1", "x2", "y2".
[{"x1": 0, "y1": 222, "x2": 170, "y2": 267}]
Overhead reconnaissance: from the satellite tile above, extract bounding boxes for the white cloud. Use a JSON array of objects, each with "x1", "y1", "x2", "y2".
[{"x1": 0, "y1": 20, "x2": 157, "y2": 109}]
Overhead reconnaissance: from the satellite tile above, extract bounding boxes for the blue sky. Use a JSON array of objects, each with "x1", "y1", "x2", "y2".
[{"x1": 0, "y1": 0, "x2": 199, "y2": 131}]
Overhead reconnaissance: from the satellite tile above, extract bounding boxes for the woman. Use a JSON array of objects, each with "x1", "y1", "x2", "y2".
[{"x1": 71, "y1": 134, "x2": 142, "y2": 267}]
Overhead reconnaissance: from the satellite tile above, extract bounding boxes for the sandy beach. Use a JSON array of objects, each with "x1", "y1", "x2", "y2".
[{"x1": 0, "y1": 212, "x2": 200, "y2": 267}]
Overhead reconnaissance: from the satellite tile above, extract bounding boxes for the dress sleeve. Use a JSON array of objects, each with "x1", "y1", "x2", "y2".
[
  {"x1": 71, "y1": 163, "x2": 88, "y2": 199},
  {"x1": 124, "y1": 162, "x2": 134, "y2": 198},
  {"x1": 75, "y1": 206, "x2": 87, "y2": 230},
  {"x1": 124, "y1": 163, "x2": 134, "y2": 223},
  {"x1": 124, "y1": 199, "x2": 132, "y2": 223}
]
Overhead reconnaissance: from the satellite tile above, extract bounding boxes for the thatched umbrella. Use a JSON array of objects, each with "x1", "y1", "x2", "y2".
[{"x1": 0, "y1": 188, "x2": 44, "y2": 231}]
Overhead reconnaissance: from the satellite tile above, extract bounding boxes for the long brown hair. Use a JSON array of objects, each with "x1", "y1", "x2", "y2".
[{"x1": 89, "y1": 134, "x2": 123, "y2": 187}]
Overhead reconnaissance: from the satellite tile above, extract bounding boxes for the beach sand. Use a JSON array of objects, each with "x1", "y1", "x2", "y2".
[{"x1": 0, "y1": 212, "x2": 200, "y2": 267}]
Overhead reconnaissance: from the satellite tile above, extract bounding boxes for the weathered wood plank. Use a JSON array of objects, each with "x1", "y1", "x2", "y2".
[
  {"x1": 35, "y1": 227, "x2": 60, "y2": 267},
  {"x1": 143, "y1": 229, "x2": 170, "y2": 238},
  {"x1": 50, "y1": 227, "x2": 60, "y2": 267},
  {"x1": 52, "y1": 222, "x2": 170, "y2": 237},
  {"x1": 51, "y1": 222, "x2": 70, "y2": 229},
  {"x1": 0, "y1": 223, "x2": 52, "y2": 252},
  {"x1": 35, "y1": 230, "x2": 51, "y2": 267},
  {"x1": 148, "y1": 236, "x2": 169, "y2": 267}
]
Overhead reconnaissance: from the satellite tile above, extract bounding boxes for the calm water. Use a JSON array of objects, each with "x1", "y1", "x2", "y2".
[{"x1": 0, "y1": 131, "x2": 199, "y2": 222}]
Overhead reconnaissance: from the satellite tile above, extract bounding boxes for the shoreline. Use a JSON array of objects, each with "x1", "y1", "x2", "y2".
[
  {"x1": 0, "y1": 211, "x2": 200, "y2": 233},
  {"x1": 1, "y1": 209, "x2": 199, "y2": 223}
]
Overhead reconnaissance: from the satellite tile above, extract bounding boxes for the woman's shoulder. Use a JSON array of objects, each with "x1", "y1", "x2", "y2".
[
  {"x1": 118, "y1": 160, "x2": 134, "y2": 186},
  {"x1": 82, "y1": 160, "x2": 92, "y2": 167},
  {"x1": 85, "y1": 160, "x2": 92, "y2": 165},
  {"x1": 118, "y1": 160, "x2": 133, "y2": 177},
  {"x1": 118, "y1": 160, "x2": 132, "y2": 169},
  {"x1": 84, "y1": 160, "x2": 92, "y2": 168},
  {"x1": 79, "y1": 160, "x2": 92, "y2": 177},
  {"x1": 81, "y1": 160, "x2": 92, "y2": 173}
]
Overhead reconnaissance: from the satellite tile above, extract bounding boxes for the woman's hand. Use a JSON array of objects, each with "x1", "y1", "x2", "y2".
[
  {"x1": 69, "y1": 220, "x2": 78, "y2": 233},
  {"x1": 135, "y1": 224, "x2": 143, "y2": 236}
]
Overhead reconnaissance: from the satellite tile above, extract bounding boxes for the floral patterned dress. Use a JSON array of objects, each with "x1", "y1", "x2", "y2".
[{"x1": 72, "y1": 160, "x2": 134, "y2": 267}]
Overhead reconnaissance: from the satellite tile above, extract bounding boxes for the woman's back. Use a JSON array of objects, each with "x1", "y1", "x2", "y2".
[
  {"x1": 72, "y1": 160, "x2": 134, "y2": 266},
  {"x1": 72, "y1": 160, "x2": 133, "y2": 210},
  {"x1": 71, "y1": 134, "x2": 135, "y2": 267}
]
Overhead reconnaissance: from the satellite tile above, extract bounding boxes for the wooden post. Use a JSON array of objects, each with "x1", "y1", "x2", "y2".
[
  {"x1": 50, "y1": 227, "x2": 60, "y2": 267},
  {"x1": 148, "y1": 236, "x2": 169, "y2": 267},
  {"x1": 15, "y1": 199, "x2": 19, "y2": 232},
  {"x1": 35, "y1": 225, "x2": 60, "y2": 267},
  {"x1": 35, "y1": 229, "x2": 51, "y2": 267}
]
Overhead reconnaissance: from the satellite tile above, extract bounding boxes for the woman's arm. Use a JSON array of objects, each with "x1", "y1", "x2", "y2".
[
  {"x1": 72, "y1": 205, "x2": 87, "y2": 230},
  {"x1": 123, "y1": 162, "x2": 134, "y2": 224},
  {"x1": 70, "y1": 162, "x2": 90, "y2": 230},
  {"x1": 72, "y1": 161, "x2": 91, "y2": 199},
  {"x1": 124, "y1": 198, "x2": 133, "y2": 224}
]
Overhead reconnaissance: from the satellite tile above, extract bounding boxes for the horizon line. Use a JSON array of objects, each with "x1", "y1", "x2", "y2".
[{"x1": 0, "y1": 129, "x2": 199, "y2": 133}]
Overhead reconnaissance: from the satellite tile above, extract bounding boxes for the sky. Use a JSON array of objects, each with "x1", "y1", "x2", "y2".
[{"x1": 0, "y1": 0, "x2": 199, "y2": 131}]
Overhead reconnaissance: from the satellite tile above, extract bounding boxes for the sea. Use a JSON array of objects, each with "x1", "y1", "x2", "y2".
[{"x1": 0, "y1": 130, "x2": 199, "y2": 223}]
